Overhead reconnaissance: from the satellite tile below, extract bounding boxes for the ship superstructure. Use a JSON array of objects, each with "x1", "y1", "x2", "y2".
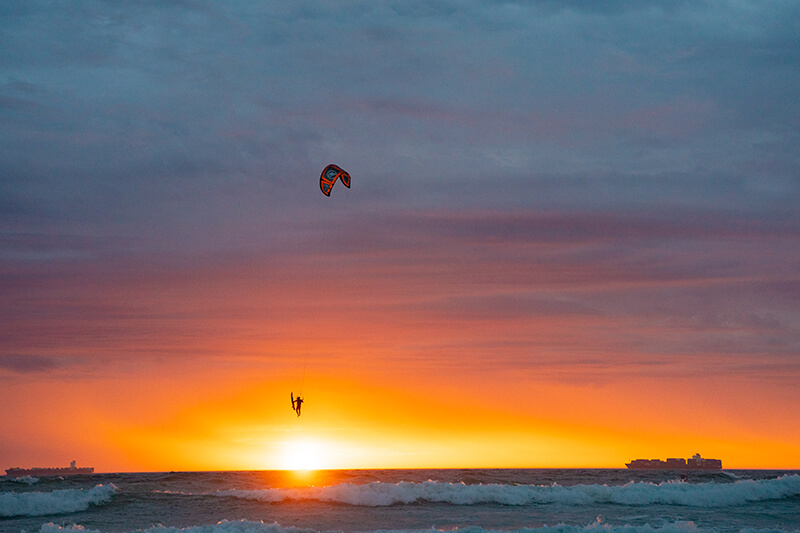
[
  {"x1": 626, "y1": 453, "x2": 722, "y2": 470},
  {"x1": 5, "y1": 460, "x2": 94, "y2": 477}
]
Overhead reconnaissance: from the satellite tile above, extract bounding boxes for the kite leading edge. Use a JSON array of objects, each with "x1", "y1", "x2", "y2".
[{"x1": 320, "y1": 164, "x2": 351, "y2": 196}]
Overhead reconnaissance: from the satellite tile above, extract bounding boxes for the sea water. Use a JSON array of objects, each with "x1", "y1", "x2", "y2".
[{"x1": 1, "y1": 469, "x2": 799, "y2": 533}]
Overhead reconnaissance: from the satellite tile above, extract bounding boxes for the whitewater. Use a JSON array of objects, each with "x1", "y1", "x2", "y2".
[{"x1": 1, "y1": 469, "x2": 798, "y2": 533}]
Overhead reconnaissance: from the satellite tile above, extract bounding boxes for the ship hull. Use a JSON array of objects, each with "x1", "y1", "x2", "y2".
[
  {"x1": 5, "y1": 467, "x2": 94, "y2": 477},
  {"x1": 626, "y1": 456, "x2": 722, "y2": 470},
  {"x1": 625, "y1": 464, "x2": 721, "y2": 470}
]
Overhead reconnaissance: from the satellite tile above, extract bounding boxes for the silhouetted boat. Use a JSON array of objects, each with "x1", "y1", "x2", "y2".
[
  {"x1": 626, "y1": 453, "x2": 721, "y2": 470},
  {"x1": 5, "y1": 460, "x2": 94, "y2": 477}
]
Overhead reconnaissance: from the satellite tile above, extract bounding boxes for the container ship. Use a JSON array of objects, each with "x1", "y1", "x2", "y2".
[
  {"x1": 626, "y1": 453, "x2": 722, "y2": 470},
  {"x1": 5, "y1": 460, "x2": 94, "y2": 477}
]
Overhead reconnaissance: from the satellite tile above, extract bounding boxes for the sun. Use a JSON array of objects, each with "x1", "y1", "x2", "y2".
[{"x1": 278, "y1": 438, "x2": 329, "y2": 471}]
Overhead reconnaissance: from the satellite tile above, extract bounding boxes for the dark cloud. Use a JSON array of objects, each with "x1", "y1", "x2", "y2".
[
  {"x1": 2, "y1": 1, "x2": 798, "y2": 221},
  {"x1": 412, "y1": 293, "x2": 601, "y2": 322},
  {"x1": 0, "y1": 354, "x2": 61, "y2": 374},
  {"x1": 1, "y1": 0, "x2": 799, "y2": 386},
  {"x1": 0, "y1": 231, "x2": 98, "y2": 261}
]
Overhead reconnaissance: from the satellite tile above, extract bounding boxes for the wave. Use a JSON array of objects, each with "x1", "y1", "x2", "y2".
[
  {"x1": 0, "y1": 483, "x2": 118, "y2": 517},
  {"x1": 210, "y1": 475, "x2": 800, "y2": 508},
  {"x1": 31, "y1": 519, "x2": 800, "y2": 533},
  {"x1": 11, "y1": 475, "x2": 40, "y2": 485}
]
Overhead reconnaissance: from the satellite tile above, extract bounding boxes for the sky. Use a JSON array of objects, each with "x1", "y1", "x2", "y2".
[{"x1": 2, "y1": 1, "x2": 800, "y2": 472}]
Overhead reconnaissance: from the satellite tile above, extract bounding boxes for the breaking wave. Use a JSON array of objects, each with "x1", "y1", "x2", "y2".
[
  {"x1": 11, "y1": 475, "x2": 40, "y2": 485},
  {"x1": 0, "y1": 483, "x2": 118, "y2": 517},
  {"x1": 30, "y1": 519, "x2": 800, "y2": 533},
  {"x1": 212, "y1": 475, "x2": 800, "y2": 507}
]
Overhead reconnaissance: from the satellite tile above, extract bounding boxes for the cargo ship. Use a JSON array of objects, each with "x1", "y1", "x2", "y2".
[
  {"x1": 5, "y1": 460, "x2": 94, "y2": 477},
  {"x1": 626, "y1": 453, "x2": 722, "y2": 470}
]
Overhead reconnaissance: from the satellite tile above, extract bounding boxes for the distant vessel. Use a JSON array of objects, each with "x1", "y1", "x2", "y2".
[
  {"x1": 5, "y1": 460, "x2": 94, "y2": 477},
  {"x1": 626, "y1": 453, "x2": 722, "y2": 470}
]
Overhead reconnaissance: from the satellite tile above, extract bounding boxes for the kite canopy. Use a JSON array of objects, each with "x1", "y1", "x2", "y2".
[{"x1": 320, "y1": 164, "x2": 351, "y2": 196}]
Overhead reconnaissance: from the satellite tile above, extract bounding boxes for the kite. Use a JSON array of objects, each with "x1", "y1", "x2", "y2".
[{"x1": 320, "y1": 164, "x2": 351, "y2": 196}]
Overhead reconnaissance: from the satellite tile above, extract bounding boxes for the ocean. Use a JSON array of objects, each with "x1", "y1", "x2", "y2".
[{"x1": 1, "y1": 469, "x2": 799, "y2": 533}]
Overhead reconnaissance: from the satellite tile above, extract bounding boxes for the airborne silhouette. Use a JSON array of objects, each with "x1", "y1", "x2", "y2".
[{"x1": 291, "y1": 392, "x2": 303, "y2": 417}]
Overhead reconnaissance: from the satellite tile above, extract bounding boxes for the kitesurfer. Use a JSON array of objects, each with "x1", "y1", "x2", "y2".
[{"x1": 291, "y1": 392, "x2": 304, "y2": 417}]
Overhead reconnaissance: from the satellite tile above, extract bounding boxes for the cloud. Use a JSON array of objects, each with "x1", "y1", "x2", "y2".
[
  {"x1": 1, "y1": 0, "x2": 799, "y2": 386},
  {"x1": 0, "y1": 231, "x2": 98, "y2": 262},
  {"x1": 0, "y1": 354, "x2": 61, "y2": 374},
  {"x1": 3, "y1": 1, "x2": 798, "y2": 209}
]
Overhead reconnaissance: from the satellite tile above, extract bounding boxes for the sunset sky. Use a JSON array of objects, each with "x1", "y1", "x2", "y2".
[{"x1": 2, "y1": 1, "x2": 800, "y2": 472}]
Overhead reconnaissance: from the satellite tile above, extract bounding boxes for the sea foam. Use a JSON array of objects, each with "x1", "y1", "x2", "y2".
[
  {"x1": 0, "y1": 483, "x2": 118, "y2": 517},
  {"x1": 37, "y1": 520, "x2": 304, "y2": 533},
  {"x1": 12, "y1": 475, "x2": 40, "y2": 485},
  {"x1": 212, "y1": 474, "x2": 800, "y2": 508},
  {"x1": 32, "y1": 518, "x2": 793, "y2": 533}
]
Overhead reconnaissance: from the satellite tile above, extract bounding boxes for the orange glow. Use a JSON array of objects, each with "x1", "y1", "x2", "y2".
[
  {"x1": 2, "y1": 255, "x2": 800, "y2": 472},
  {"x1": 3, "y1": 354, "x2": 799, "y2": 471},
  {"x1": 277, "y1": 438, "x2": 331, "y2": 471}
]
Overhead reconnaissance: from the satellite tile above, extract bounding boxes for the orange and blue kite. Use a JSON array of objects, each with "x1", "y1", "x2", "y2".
[{"x1": 320, "y1": 164, "x2": 351, "y2": 197}]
